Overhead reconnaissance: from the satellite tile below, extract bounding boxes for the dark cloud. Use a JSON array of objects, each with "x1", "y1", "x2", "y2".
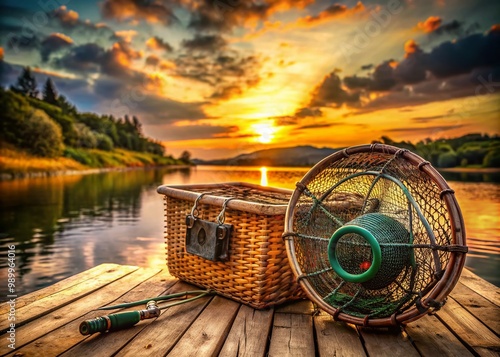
[
  {"x1": 417, "y1": 16, "x2": 480, "y2": 37},
  {"x1": 410, "y1": 115, "x2": 447, "y2": 123},
  {"x1": 344, "y1": 61, "x2": 397, "y2": 91},
  {"x1": 361, "y1": 64, "x2": 373, "y2": 71},
  {"x1": 426, "y1": 30, "x2": 500, "y2": 78},
  {"x1": 185, "y1": 0, "x2": 314, "y2": 33},
  {"x1": 145, "y1": 54, "x2": 160, "y2": 67},
  {"x1": 394, "y1": 42, "x2": 427, "y2": 84},
  {"x1": 175, "y1": 49, "x2": 261, "y2": 101},
  {"x1": 309, "y1": 70, "x2": 359, "y2": 107},
  {"x1": 56, "y1": 43, "x2": 105, "y2": 72},
  {"x1": 295, "y1": 107, "x2": 323, "y2": 118},
  {"x1": 343, "y1": 28, "x2": 500, "y2": 100},
  {"x1": 146, "y1": 36, "x2": 173, "y2": 52},
  {"x1": 101, "y1": 0, "x2": 178, "y2": 25},
  {"x1": 386, "y1": 124, "x2": 467, "y2": 133},
  {"x1": 293, "y1": 2, "x2": 365, "y2": 28},
  {"x1": 181, "y1": 34, "x2": 227, "y2": 52},
  {"x1": 41, "y1": 33, "x2": 73, "y2": 62}
]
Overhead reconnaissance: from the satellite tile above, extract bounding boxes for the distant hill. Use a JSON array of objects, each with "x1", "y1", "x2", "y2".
[{"x1": 193, "y1": 145, "x2": 341, "y2": 167}]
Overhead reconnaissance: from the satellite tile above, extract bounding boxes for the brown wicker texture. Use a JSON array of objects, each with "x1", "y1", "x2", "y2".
[
  {"x1": 284, "y1": 144, "x2": 467, "y2": 327},
  {"x1": 158, "y1": 182, "x2": 306, "y2": 309}
]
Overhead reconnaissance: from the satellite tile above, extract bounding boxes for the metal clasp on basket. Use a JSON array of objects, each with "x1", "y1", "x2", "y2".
[{"x1": 185, "y1": 195, "x2": 233, "y2": 261}]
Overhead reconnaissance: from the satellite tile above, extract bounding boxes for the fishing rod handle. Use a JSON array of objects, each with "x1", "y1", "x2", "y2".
[{"x1": 79, "y1": 301, "x2": 160, "y2": 335}]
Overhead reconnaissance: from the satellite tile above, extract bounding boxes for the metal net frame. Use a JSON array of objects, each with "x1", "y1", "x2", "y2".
[{"x1": 283, "y1": 144, "x2": 467, "y2": 327}]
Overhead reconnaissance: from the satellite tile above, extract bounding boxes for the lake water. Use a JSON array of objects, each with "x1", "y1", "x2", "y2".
[{"x1": 0, "y1": 166, "x2": 498, "y2": 301}]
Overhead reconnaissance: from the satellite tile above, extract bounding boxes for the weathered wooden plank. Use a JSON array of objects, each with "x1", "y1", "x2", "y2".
[
  {"x1": 459, "y1": 269, "x2": 499, "y2": 307},
  {"x1": 275, "y1": 300, "x2": 316, "y2": 315},
  {"x1": 449, "y1": 282, "x2": 499, "y2": 335},
  {"x1": 218, "y1": 305, "x2": 274, "y2": 357},
  {"x1": 113, "y1": 282, "x2": 214, "y2": 357},
  {"x1": 59, "y1": 270, "x2": 178, "y2": 357},
  {"x1": 268, "y1": 313, "x2": 315, "y2": 357},
  {"x1": 0, "y1": 264, "x2": 139, "y2": 333},
  {"x1": 359, "y1": 327, "x2": 420, "y2": 357},
  {"x1": 405, "y1": 314, "x2": 474, "y2": 357},
  {"x1": 314, "y1": 315, "x2": 366, "y2": 357},
  {"x1": 0, "y1": 263, "x2": 123, "y2": 315},
  {"x1": 1, "y1": 267, "x2": 161, "y2": 356},
  {"x1": 167, "y1": 296, "x2": 240, "y2": 357},
  {"x1": 436, "y1": 297, "x2": 500, "y2": 357}
]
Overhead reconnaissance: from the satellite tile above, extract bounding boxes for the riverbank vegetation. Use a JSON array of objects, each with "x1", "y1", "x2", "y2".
[
  {"x1": 1, "y1": 67, "x2": 191, "y2": 176},
  {"x1": 377, "y1": 135, "x2": 500, "y2": 168}
]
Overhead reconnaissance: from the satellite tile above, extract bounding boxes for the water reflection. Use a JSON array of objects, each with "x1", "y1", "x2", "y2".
[
  {"x1": 0, "y1": 167, "x2": 190, "y2": 300},
  {"x1": 0, "y1": 165, "x2": 498, "y2": 301},
  {"x1": 260, "y1": 167, "x2": 268, "y2": 186}
]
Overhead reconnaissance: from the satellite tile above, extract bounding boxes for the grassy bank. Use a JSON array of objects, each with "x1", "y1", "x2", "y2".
[{"x1": 0, "y1": 143, "x2": 187, "y2": 178}]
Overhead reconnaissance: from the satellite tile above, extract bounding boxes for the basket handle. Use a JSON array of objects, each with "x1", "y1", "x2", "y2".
[
  {"x1": 217, "y1": 197, "x2": 236, "y2": 224},
  {"x1": 190, "y1": 192, "x2": 211, "y2": 219}
]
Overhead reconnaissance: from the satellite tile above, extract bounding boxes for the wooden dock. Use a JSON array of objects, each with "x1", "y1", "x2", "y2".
[{"x1": 1, "y1": 263, "x2": 498, "y2": 356}]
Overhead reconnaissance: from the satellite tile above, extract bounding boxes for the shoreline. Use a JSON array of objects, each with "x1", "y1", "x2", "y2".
[
  {"x1": 1, "y1": 164, "x2": 498, "y2": 181},
  {"x1": 0, "y1": 164, "x2": 194, "y2": 181},
  {"x1": 439, "y1": 167, "x2": 500, "y2": 173}
]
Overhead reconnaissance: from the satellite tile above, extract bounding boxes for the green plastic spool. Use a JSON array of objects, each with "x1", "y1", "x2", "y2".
[{"x1": 328, "y1": 213, "x2": 411, "y2": 290}]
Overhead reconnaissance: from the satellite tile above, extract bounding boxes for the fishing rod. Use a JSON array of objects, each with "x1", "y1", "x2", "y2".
[{"x1": 79, "y1": 290, "x2": 213, "y2": 335}]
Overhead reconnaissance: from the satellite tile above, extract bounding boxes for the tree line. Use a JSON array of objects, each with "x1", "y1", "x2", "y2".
[
  {"x1": 0, "y1": 67, "x2": 190, "y2": 163},
  {"x1": 377, "y1": 134, "x2": 500, "y2": 168}
]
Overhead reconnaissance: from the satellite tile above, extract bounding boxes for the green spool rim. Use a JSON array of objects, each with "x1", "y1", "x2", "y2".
[{"x1": 328, "y1": 225, "x2": 382, "y2": 283}]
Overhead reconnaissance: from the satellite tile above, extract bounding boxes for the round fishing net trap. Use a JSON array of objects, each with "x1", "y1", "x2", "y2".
[{"x1": 283, "y1": 144, "x2": 467, "y2": 327}]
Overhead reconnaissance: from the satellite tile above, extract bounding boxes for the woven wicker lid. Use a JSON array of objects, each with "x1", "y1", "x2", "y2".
[{"x1": 283, "y1": 144, "x2": 467, "y2": 327}]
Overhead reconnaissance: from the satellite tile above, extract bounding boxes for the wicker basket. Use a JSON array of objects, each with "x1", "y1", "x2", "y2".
[{"x1": 157, "y1": 182, "x2": 306, "y2": 309}]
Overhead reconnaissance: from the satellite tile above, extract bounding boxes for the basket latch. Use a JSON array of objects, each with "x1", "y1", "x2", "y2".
[{"x1": 185, "y1": 195, "x2": 233, "y2": 262}]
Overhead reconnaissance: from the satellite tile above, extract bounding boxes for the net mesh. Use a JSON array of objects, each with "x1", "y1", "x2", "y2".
[{"x1": 291, "y1": 150, "x2": 454, "y2": 318}]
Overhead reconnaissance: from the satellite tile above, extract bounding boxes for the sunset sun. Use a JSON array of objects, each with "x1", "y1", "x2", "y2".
[{"x1": 252, "y1": 122, "x2": 277, "y2": 144}]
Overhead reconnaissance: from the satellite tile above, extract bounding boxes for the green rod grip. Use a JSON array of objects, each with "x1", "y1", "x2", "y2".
[{"x1": 79, "y1": 311, "x2": 141, "y2": 335}]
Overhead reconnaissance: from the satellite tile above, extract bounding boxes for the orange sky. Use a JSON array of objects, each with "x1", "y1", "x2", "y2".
[{"x1": 1, "y1": 0, "x2": 499, "y2": 159}]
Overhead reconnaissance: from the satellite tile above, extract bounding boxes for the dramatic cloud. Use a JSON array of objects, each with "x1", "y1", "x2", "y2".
[
  {"x1": 175, "y1": 35, "x2": 261, "y2": 101},
  {"x1": 295, "y1": 107, "x2": 323, "y2": 118},
  {"x1": 186, "y1": 0, "x2": 315, "y2": 32},
  {"x1": 345, "y1": 60, "x2": 397, "y2": 91},
  {"x1": 309, "y1": 70, "x2": 360, "y2": 107},
  {"x1": 41, "y1": 33, "x2": 73, "y2": 62},
  {"x1": 417, "y1": 16, "x2": 480, "y2": 37},
  {"x1": 145, "y1": 54, "x2": 160, "y2": 67},
  {"x1": 293, "y1": 1, "x2": 365, "y2": 28},
  {"x1": 56, "y1": 43, "x2": 106, "y2": 72},
  {"x1": 309, "y1": 27, "x2": 500, "y2": 113},
  {"x1": 53, "y1": 5, "x2": 80, "y2": 27},
  {"x1": 181, "y1": 34, "x2": 227, "y2": 52},
  {"x1": 145, "y1": 37, "x2": 173, "y2": 52},
  {"x1": 51, "y1": 6, "x2": 116, "y2": 41},
  {"x1": 417, "y1": 16, "x2": 442, "y2": 33},
  {"x1": 101, "y1": 0, "x2": 178, "y2": 25}
]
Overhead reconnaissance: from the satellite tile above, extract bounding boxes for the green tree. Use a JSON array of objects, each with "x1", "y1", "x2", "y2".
[
  {"x1": 179, "y1": 150, "x2": 191, "y2": 163},
  {"x1": 437, "y1": 151, "x2": 459, "y2": 168},
  {"x1": 483, "y1": 147, "x2": 500, "y2": 167},
  {"x1": 42, "y1": 78, "x2": 58, "y2": 105},
  {"x1": 0, "y1": 89, "x2": 34, "y2": 146},
  {"x1": 74, "y1": 123, "x2": 98, "y2": 148},
  {"x1": 11, "y1": 67, "x2": 39, "y2": 98},
  {"x1": 23, "y1": 109, "x2": 64, "y2": 157},
  {"x1": 57, "y1": 94, "x2": 76, "y2": 115}
]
